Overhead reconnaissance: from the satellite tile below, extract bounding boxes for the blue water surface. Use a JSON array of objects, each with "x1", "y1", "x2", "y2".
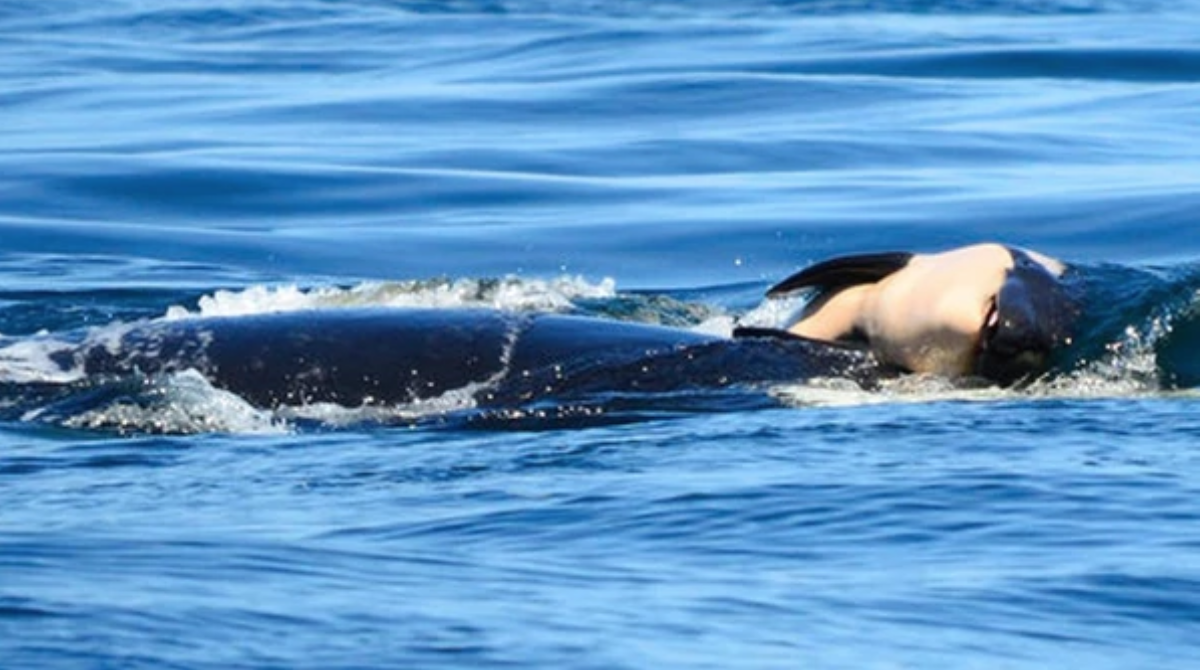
[{"x1": 2, "y1": 1, "x2": 1200, "y2": 668}]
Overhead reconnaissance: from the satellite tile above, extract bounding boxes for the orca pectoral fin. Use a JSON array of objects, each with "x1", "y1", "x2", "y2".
[{"x1": 766, "y1": 251, "x2": 915, "y2": 297}]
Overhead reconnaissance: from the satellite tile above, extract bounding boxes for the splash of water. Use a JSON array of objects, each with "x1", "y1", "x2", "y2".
[{"x1": 163, "y1": 276, "x2": 618, "y2": 320}]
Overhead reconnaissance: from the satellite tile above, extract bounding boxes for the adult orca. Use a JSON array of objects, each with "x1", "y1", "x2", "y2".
[
  {"x1": 18, "y1": 243, "x2": 1077, "y2": 413},
  {"x1": 61, "y1": 308, "x2": 878, "y2": 410}
]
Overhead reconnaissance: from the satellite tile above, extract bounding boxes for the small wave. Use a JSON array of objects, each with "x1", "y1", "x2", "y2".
[
  {"x1": 163, "y1": 275, "x2": 617, "y2": 320},
  {"x1": 771, "y1": 373, "x2": 1147, "y2": 411},
  {"x1": 21, "y1": 370, "x2": 284, "y2": 435},
  {"x1": 16, "y1": 366, "x2": 496, "y2": 435}
]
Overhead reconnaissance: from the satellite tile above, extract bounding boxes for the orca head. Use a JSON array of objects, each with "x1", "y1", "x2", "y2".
[{"x1": 975, "y1": 249, "x2": 1077, "y2": 385}]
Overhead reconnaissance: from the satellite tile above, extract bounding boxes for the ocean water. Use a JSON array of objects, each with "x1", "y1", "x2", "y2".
[{"x1": 3, "y1": 0, "x2": 1200, "y2": 668}]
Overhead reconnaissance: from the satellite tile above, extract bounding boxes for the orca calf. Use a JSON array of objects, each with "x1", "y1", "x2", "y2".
[{"x1": 767, "y1": 243, "x2": 1077, "y2": 385}]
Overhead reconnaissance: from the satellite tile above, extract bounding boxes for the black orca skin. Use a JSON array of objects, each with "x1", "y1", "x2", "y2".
[{"x1": 63, "y1": 308, "x2": 882, "y2": 409}]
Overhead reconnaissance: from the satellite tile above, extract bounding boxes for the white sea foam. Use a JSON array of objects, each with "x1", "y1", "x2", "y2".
[
  {"x1": 772, "y1": 323, "x2": 1170, "y2": 409},
  {"x1": 688, "y1": 290, "x2": 806, "y2": 337},
  {"x1": 0, "y1": 336, "x2": 86, "y2": 384},
  {"x1": 164, "y1": 275, "x2": 618, "y2": 320},
  {"x1": 771, "y1": 375, "x2": 1015, "y2": 408},
  {"x1": 0, "y1": 318, "x2": 164, "y2": 386},
  {"x1": 273, "y1": 383, "x2": 482, "y2": 428},
  {"x1": 1028, "y1": 322, "x2": 1164, "y2": 398},
  {"x1": 691, "y1": 314, "x2": 737, "y2": 337},
  {"x1": 737, "y1": 293, "x2": 806, "y2": 330},
  {"x1": 58, "y1": 369, "x2": 286, "y2": 435}
]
